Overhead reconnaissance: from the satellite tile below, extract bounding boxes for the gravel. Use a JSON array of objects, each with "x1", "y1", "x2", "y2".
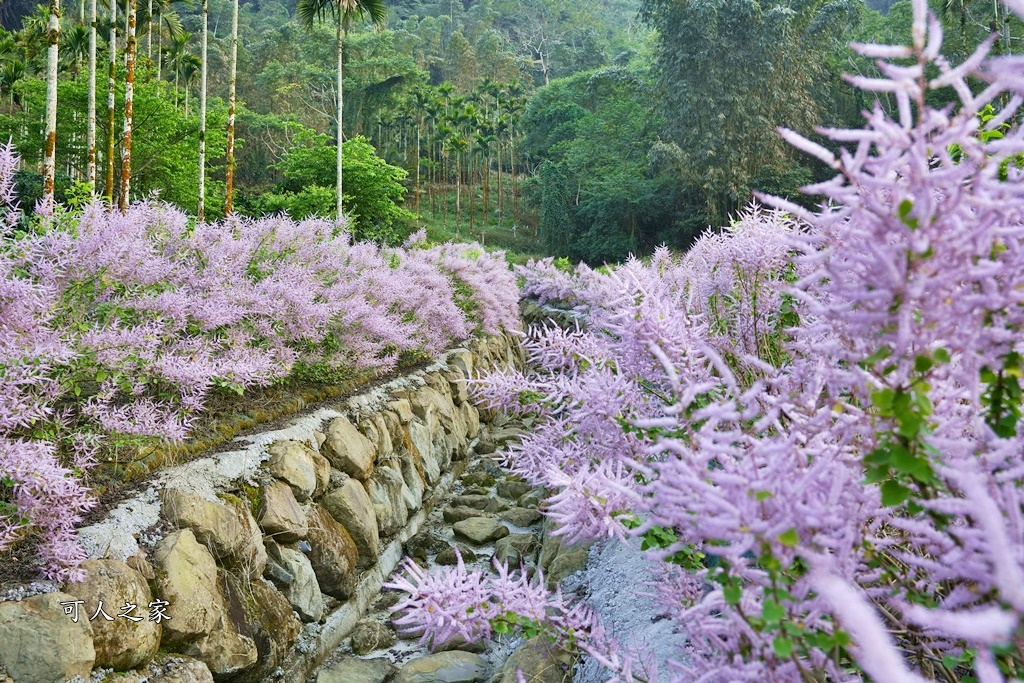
[{"x1": 567, "y1": 539, "x2": 689, "y2": 683}]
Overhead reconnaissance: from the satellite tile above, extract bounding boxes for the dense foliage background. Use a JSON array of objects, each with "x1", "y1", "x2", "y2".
[{"x1": 2, "y1": 0, "x2": 1019, "y2": 260}]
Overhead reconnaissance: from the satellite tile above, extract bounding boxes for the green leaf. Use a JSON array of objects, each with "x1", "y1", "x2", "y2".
[
  {"x1": 777, "y1": 528, "x2": 800, "y2": 547},
  {"x1": 914, "y1": 355, "x2": 934, "y2": 373},
  {"x1": 723, "y1": 583, "x2": 742, "y2": 605},
  {"x1": 934, "y1": 348, "x2": 951, "y2": 364},
  {"x1": 880, "y1": 480, "x2": 911, "y2": 507},
  {"x1": 753, "y1": 489, "x2": 773, "y2": 502},
  {"x1": 95, "y1": 370, "x2": 109, "y2": 383},
  {"x1": 871, "y1": 388, "x2": 895, "y2": 412},
  {"x1": 773, "y1": 635, "x2": 794, "y2": 658},
  {"x1": 762, "y1": 599, "x2": 784, "y2": 623}
]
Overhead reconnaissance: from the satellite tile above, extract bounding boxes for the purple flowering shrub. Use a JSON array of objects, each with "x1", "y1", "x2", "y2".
[
  {"x1": 0, "y1": 172, "x2": 519, "y2": 581},
  {"x1": 388, "y1": 1, "x2": 1024, "y2": 680}
]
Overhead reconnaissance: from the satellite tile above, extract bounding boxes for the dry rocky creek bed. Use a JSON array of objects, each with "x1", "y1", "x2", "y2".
[{"x1": 310, "y1": 417, "x2": 591, "y2": 683}]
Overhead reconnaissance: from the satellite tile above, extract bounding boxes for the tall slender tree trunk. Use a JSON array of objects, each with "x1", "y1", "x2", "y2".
[
  {"x1": 197, "y1": 0, "x2": 208, "y2": 220},
  {"x1": 335, "y1": 16, "x2": 344, "y2": 219},
  {"x1": 496, "y1": 139, "x2": 502, "y2": 224},
  {"x1": 224, "y1": 0, "x2": 238, "y2": 214},
  {"x1": 105, "y1": 0, "x2": 117, "y2": 203},
  {"x1": 146, "y1": 0, "x2": 153, "y2": 59},
  {"x1": 42, "y1": 0, "x2": 60, "y2": 210},
  {"x1": 415, "y1": 123, "x2": 420, "y2": 214},
  {"x1": 119, "y1": 0, "x2": 136, "y2": 211},
  {"x1": 86, "y1": 0, "x2": 97, "y2": 192},
  {"x1": 156, "y1": 21, "x2": 162, "y2": 80}
]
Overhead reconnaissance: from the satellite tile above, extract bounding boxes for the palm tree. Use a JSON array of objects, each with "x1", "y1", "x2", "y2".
[
  {"x1": 152, "y1": 0, "x2": 185, "y2": 82},
  {"x1": 296, "y1": 0, "x2": 387, "y2": 220},
  {"x1": 60, "y1": 24, "x2": 89, "y2": 79},
  {"x1": 119, "y1": 0, "x2": 137, "y2": 211},
  {"x1": 197, "y1": 0, "x2": 207, "y2": 220},
  {"x1": 224, "y1": 0, "x2": 238, "y2": 214},
  {"x1": 104, "y1": 0, "x2": 117, "y2": 202},
  {"x1": 86, "y1": 0, "x2": 98, "y2": 192},
  {"x1": 42, "y1": 0, "x2": 60, "y2": 210}
]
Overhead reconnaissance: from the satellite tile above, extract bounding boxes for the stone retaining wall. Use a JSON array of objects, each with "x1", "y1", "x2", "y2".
[{"x1": 0, "y1": 332, "x2": 525, "y2": 683}]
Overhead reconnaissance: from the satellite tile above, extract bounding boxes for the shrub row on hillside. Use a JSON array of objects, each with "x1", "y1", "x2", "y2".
[{"x1": 0, "y1": 162, "x2": 519, "y2": 581}]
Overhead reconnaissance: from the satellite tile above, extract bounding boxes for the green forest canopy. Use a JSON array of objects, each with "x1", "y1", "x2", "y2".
[{"x1": 0, "y1": 0, "x2": 1019, "y2": 259}]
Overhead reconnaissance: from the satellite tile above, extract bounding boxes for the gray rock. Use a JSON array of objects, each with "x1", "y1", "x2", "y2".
[
  {"x1": 145, "y1": 656, "x2": 215, "y2": 683},
  {"x1": 496, "y1": 480, "x2": 532, "y2": 501},
  {"x1": 461, "y1": 472, "x2": 495, "y2": 488},
  {"x1": 350, "y1": 619, "x2": 397, "y2": 655},
  {"x1": 323, "y1": 416, "x2": 376, "y2": 481},
  {"x1": 453, "y1": 518, "x2": 510, "y2": 545},
  {"x1": 395, "y1": 651, "x2": 488, "y2": 683},
  {"x1": 546, "y1": 547, "x2": 590, "y2": 589},
  {"x1": 266, "y1": 440, "x2": 319, "y2": 502},
  {"x1": 322, "y1": 478, "x2": 381, "y2": 569},
  {"x1": 367, "y1": 464, "x2": 410, "y2": 536},
  {"x1": 451, "y1": 495, "x2": 493, "y2": 511},
  {"x1": 318, "y1": 657, "x2": 397, "y2": 683},
  {"x1": 399, "y1": 452, "x2": 426, "y2": 512},
  {"x1": 0, "y1": 591, "x2": 95, "y2": 683},
  {"x1": 492, "y1": 637, "x2": 575, "y2": 683},
  {"x1": 474, "y1": 438, "x2": 496, "y2": 455},
  {"x1": 436, "y1": 544, "x2": 477, "y2": 565},
  {"x1": 265, "y1": 541, "x2": 323, "y2": 622},
  {"x1": 462, "y1": 486, "x2": 490, "y2": 496},
  {"x1": 443, "y1": 506, "x2": 488, "y2": 524},
  {"x1": 490, "y1": 427, "x2": 528, "y2": 446},
  {"x1": 517, "y1": 490, "x2": 545, "y2": 509},
  {"x1": 499, "y1": 507, "x2": 542, "y2": 527},
  {"x1": 493, "y1": 533, "x2": 540, "y2": 567}
]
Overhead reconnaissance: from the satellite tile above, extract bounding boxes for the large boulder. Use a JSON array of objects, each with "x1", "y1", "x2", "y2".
[
  {"x1": 444, "y1": 370, "x2": 469, "y2": 404},
  {"x1": 361, "y1": 413, "x2": 393, "y2": 458},
  {"x1": 257, "y1": 479, "x2": 308, "y2": 543},
  {"x1": 152, "y1": 529, "x2": 224, "y2": 647},
  {"x1": 323, "y1": 416, "x2": 376, "y2": 480},
  {"x1": 266, "y1": 440, "x2": 318, "y2": 502},
  {"x1": 64, "y1": 559, "x2": 161, "y2": 670},
  {"x1": 185, "y1": 572, "x2": 258, "y2": 677},
  {"x1": 306, "y1": 504, "x2": 359, "y2": 600},
  {"x1": 0, "y1": 591, "x2": 95, "y2": 683},
  {"x1": 399, "y1": 452, "x2": 426, "y2": 512},
  {"x1": 230, "y1": 575, "x2": 301, "y2": 680},
  {"x1": 459, "y1": 403, "x2": 480, "y2": 440},
  {"x1": 322, "y1": 478, "x2": 380, "y2": 568},
  {"x1": 492, "y1": 637, "x2": 575, "y2": 683},
  {"x1": 410, "y1": 386, "x2": 456, "y2": 433},
  {"x1": 395, "y1": 651, "x2": 488, "y2": 683},
  {"x1": 407, "y1": 421, "x2": 441, "y2": 485},
  {"x1": 264, "y1": 541, "x2": 323, "y2": 623},
  {"x1": 159, "y1": 488, "x2": 267, "y2": 579},
  {"x1": 367, "y1": 464, "x2": 410, "y2": 536}
]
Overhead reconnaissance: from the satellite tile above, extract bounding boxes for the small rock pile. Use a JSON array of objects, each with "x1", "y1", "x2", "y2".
[{"x1": 312, "y1": 416, "x2": 593, "y2": 683}]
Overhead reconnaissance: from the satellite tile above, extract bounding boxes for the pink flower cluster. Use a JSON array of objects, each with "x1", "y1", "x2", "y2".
[
  {"x1": 0, "y1": 172, "x2": 519, "y2": 581},
  {"x1": 393, "y1": 2, "x2": 1024, "y2": 680}
]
